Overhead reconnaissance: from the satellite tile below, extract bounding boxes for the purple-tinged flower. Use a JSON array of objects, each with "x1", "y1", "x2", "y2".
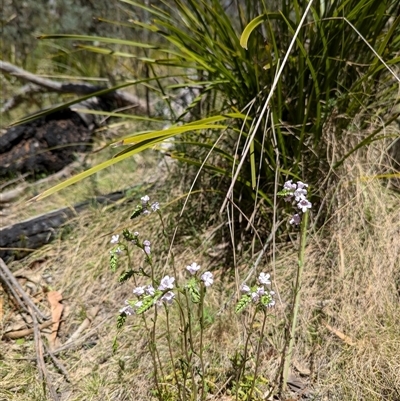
[
  {"x1": 111, "y1": 234, "x2": 120, "y2": 244},
  {"x1": 266, "y1": 291, "x2": 276, "y2": 307},
  {"x1": 251, "y1": 292, "x2": 260, "y2": 302},
  {"x1": 240, "y1": 284, "x2": 251, "y2": 293},
  {"x1": 258, "y1": 272, "x2": 271, "y2": 285},
  {"x1": 298, "y1": 199, "x2": 312, "y2": 213},
  {"x1": 133, "y1": 286, "x2": 146, "y2": 296},
  {"x1": 115, "y1": 247, "x2": 123, "y2": 255},
  {"x1": 297, "y1": 181, "x2": 308, "y2": 189},
  {"x1": 120, "y1": 300, "x2": 135, "y2": 315},
  {"x1": 186, "y1": 262, "x2": 201, "y2": 275},
  {"x1": 142, "y1": 209, "x2": 151, "y2": 216},
  {"x1": 160, "y1": 291, "x2": 175, "y2": 305},
  {"x1": 143, "y1": 240, "x2": 151, "y2": 255},
  {"x1": 284, "y1": 180, "x2": 297, "y2": 191},
  {"x1": 289, "y1": 213, "x2": 301, "y2": 226},
  {"x1": 151, "y1": 202, "x2": 160, "y2": 212},
  {"x1": 256, "y1": 286, "x2": 265, "y2": 296},
  {"x1": 145, "y1": 285, "x2": 155, "y2": 296},
  {"x1": 201, "y1": 271, "x2": 214, "y2": 287},
  {"x1": 158, "y1": 275, "x2": 175, "y2": 291},
  {"x1": 134, "y1": 231, "x2": 139, "y2": 237},
  {"x1": 141, "y1": 195, "x2": 150, "y2": 205},
  {"x1": 294, "y1": 188, "x2": 307, "y2": 202}
]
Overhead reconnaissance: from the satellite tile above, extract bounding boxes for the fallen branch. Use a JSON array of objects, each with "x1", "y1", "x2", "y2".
[
  {"x1": 0, "y1": 59, "x2": 148, "y2": 114},
  {"x1": 2, "y1": 320, "x2": 54, "y2": 340},
  {"x1": 0, "y1": 187, "x2": 132, "y2": 261},
  {"x1": 30, "y1": 306, "x2": 60, "y2": 401},
  {"x1": 0, "y1": 258, "x2": 49, "y2": 321}
]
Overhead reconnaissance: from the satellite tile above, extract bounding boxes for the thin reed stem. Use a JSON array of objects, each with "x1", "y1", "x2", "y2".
[
  {"x1": 281, "y1": 211, "x2": 309, "y2": 391},
  {"x1": 247, "y1": 309, "x2": 268, "y2": 401}
]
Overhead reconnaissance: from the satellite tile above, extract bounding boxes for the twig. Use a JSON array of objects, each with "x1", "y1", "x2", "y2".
[
  {"x1": 43, "y1": 342, "x2": 70, "y2": 382},
  {"x1": 0, "y1": 258, "x2": 49, "y2": 322},
  {"x1": 29, "y1": 306, "x2": 60, "y2": 401},
  {"x1": 2, "y1": 320, "x2": 54, "y2": 340}
]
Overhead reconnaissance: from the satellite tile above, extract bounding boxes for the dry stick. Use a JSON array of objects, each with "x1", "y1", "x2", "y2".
[
  {"x1": 29, "y1": 306, "x2": 60, "y2": 401},
  {"x1": 3, "y1": 320, "x2": 54, "y2": 340},
  {"x1": 0, "y1": 258, "x2": 49, "y2": 322},
  {"x1": 10, "y1": 317, "x2": 111, "y2": 361},
  {"x1": 0, "y1": 59, "x2": 148, "y2": 114},
  {"x1": 42, "y1": 342, "x2": 70, "y2": 383}
]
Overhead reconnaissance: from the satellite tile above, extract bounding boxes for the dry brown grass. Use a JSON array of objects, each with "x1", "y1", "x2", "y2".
[{"x1": 1, "y1": 141, "x2": 399, "y2": 401}]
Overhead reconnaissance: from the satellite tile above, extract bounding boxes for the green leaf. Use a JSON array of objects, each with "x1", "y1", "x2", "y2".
[
  {"x1": 117, "y1": 314, "x2": 127, "y2": 329},
  {"x1": 119, "y1": 270, "x2": 135, "y2": 283},
  {"x1": 37, "y1": 34, "x2": 156, "y2": 49},
  {"x1": 235, "y1": 294, "x2": 251, "y2": 313},
  {"x1": 110, "y1": 251, "x2": 119, "y2": 272},
  {"x1": 186, "y1": 278, "x2": 201, "y2": 304},
  {"x1": 9, "y1": 82, "x2": 137, "y2": 127},
  {"x1": 240, "y1": 14, "x2": 267, "y2": 49},
  {"x1": 28, "y1": 144, "x2": 151, "y2": 202},
  {"x1": 136, "y1": 295, "x2": 156, "y2": 315},
  {"x1": 130, "y1": 205, "x2": 143, "y2": 219}
]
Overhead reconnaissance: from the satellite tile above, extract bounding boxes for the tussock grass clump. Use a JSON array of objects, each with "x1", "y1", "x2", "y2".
[{"x1": 274, "y1": 151, "x2": 400, "y2": 399}]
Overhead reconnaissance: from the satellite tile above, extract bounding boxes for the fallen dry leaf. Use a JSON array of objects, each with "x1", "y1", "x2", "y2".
[{"x1": 47, "y1": 290, "x2": 64, "y2": 350}]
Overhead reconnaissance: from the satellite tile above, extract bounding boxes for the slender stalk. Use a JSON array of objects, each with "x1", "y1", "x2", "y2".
[
  {"x1": 183, "y1": 290, "x2": 197, "y2": 399},
  {"x1": 247, "y1": 309, "x2": 268, "y2": 401},
  {"x1": 165, "y1": 308, "x2": 183, "y2": 401},
  {"x1": 281, "y1": 210, "x2": 309, "y2": 390},
  {"x1": 199, "y1": 285, "x2": 206, "y2": 401},
  {"x1": 236, "y1": 309, "x2": 257, "y2": 401}
]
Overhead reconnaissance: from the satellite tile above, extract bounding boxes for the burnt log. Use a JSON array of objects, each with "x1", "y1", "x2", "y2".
[
  {"x1": 0, "y1": 189, "x2": 132, "y2": 261},
  {"x1": 0, "y1": 60, "x2": 149, "y2": 179},
  {"x1": 0, "y1": 108, "x2": 93, "y2": 178}
]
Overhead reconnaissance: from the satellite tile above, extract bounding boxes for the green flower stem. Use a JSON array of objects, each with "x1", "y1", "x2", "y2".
[
  {"x1": 247, "y1": 309, "x2": 268, "y2": 401},
  {"x1": 181, "y1": 290, "x2": 197, "y2": 400},
  {"x1": 143, "y1": 312, "x2": 163, "y2": 401},
  {"x1": 282, "y1": 210, "x2": 309, "y2": 391},
  {"x1": 165, "y1": 308, "x2": 183, "y2": 401},
  {"x1": 199, "y1": 285, "x2": 206, "y2": 401},
  {"x1": 236, "y1": 309, "x2": 257, "y2": 401}
]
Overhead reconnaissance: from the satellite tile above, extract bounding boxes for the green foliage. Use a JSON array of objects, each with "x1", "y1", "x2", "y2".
[
  {"x1": 236, "y1": 294, "x2": 252, "y2": 313},
  {"x1": 117, "y1": 313, "x2": 127, "y2": 329},
  {"x1": 130, "y1": 205, "x2": 144, "y2": 219},
  {"x1": 136, "y1": 294, "x2": 158, "y2": 314},
  {"x1": 109, "y1": 249, "x2": 119, "y2": 272},
  {"x1": 1, "y1": 0, "x2": 139, "y2": 69},
  {"x1": 26, "y1": 0, "x2": 400, "y2": 229},
  {"x1": 118, "y1": 270, "x2": 135, "y2": 283},
  {"x1": 186, "y1": 277, "x2": 201, "y2": 303}
]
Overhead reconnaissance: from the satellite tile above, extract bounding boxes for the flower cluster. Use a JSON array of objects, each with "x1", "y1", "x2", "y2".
[
  {"x1": 185, "y1": 262, "x2": 214, "y2": 303},
  {"x1": 236, "y1": 273, "x2": 275, "y2": 312},
  {"x1": 186, "y1": 262, "x2": 214, "y2": 287},
  {"x1": 131, "y1": 195, "x2": 160, "y2": 219},
  {"x1": 281, "y1": 180, "x2": 312, "y2": 225},
  {"x1": 236, "y1": 272, "x2": 275, "y2": 313},
  {"x1": 120, "y1": 275, "x2": 176, "y2": 316}
]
